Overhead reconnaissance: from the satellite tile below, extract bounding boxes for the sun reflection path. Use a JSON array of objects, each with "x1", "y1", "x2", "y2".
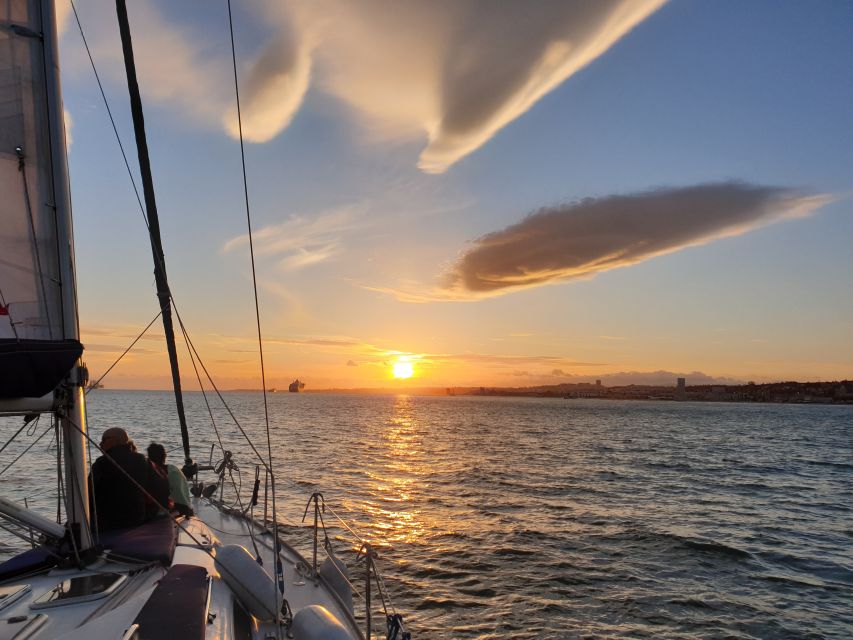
[{"x1": 359, "y1": 396, "x2": 431, "y2": 547}]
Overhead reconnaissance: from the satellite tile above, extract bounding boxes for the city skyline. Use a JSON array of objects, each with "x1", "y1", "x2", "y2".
[{"x1": 55, "y1": 0, "x2": 853, "y2": 390}]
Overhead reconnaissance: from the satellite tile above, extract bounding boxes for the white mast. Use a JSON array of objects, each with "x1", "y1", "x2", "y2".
[{"x1": 41, "y1": 0, "x2": 93, "y2": 551}]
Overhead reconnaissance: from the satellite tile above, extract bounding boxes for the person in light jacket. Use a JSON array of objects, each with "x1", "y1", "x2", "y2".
[{"x1": 146, "y1": 442, "x2": 193, "y2": 518}]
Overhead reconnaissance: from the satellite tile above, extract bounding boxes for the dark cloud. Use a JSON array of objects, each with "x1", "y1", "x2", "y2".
[
  {"x1": 346, "y1": 360, "x2": 358, "y2": 367},
  {"x1": 443, "y1": 183, "x2": 829, "y2": 297}
]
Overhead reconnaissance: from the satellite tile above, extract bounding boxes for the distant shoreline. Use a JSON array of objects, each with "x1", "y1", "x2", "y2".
[{"x1": 89, "y1": 380, "x2": 853, "y2": 404}]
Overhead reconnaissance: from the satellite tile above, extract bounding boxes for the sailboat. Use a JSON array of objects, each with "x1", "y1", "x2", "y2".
[{"x1": 0, "y1": 1, "x2": 409, "y2": 638}]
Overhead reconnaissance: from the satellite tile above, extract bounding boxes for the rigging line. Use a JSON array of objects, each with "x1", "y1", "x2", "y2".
[
  {"x1": 225, "y1": 1, "x2": 275, "y2": 478},
  {"x1": 0, "y1": 421, "x2": 53, "y2": 477},
  {"x1": 86, "y1": 308, "x2": 163, "y2": 394},
  {"x1": 179, "y1": 322, "x2": 247, "y2": 513},
  {"x1": 0, "y1": 520, "x2": 45, "y2": 548},
  {"x1": 324, "y1": 504, "x2": 370, "y2": 546},
  {"x1": 16, "y1": 148, "x2": 55, "y2": 339},
  {"x1": 69, "y1": 0, "x2": 148, "y2": 229},
  {"x1": 175, "y1": 311, "x2": 270, "y2": 471},
  {"x1": 55, "y1": 417, "x2": 62, "y2": 524},
  {"x1": 26, "y1": 416, "x2": 40, "y2": 436},
  {"x1": 64, "y1": 432, "x2": 95, "y2": 561},
  {"x1": 72, "y1": 0, "x2": 268, "y2": 474},
  {"x1": 75, "y1": 0, "x2": 272, "y2": 482},
  {"x1": 84, "y1": 420, "x2": 100, "y2": 543},
  {"x1": 178, "y1": 320, "x2": 226, "y2": 455},
  {"x1": 115, "y1": 0, "x2": 192, "y2": 466},
  {"x1": 226, "y1": 6, "x2": 281, "y2": 633},
  {"x1": 0, "y1": 421, "x2": 31, "y2": 456}
]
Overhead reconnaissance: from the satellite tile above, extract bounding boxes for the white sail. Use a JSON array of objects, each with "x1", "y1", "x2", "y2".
[{"x1": 0, "y1": 0, "x2": 81, "y2": 401}]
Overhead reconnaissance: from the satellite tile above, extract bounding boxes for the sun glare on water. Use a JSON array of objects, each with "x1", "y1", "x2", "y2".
[{"x1": 392, "y1": 358, "x2": 414, "y2": 379}]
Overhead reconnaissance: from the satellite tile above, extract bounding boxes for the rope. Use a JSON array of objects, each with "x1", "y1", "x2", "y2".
[
  {"x1": 178, "y1": 321, "x2": 225, "y2": 456},
  {"x1": 0, "y1": 420, "x2": 53, "y2": 476},
  {"x1": 0, "y1": 421, "x2": 31, "y2": 456},
  {"x1": 175, "y1": 314, "x2": 270, "y2": 471},
  {"x1": 70, "y1": 0, "x2": 273, "y2": 477},
  {"x1": 55, "y1": 417, "x2": 62, "y2": 524},
  {"x1": 84, "y1": 417, "x2": 100, "y2": 543},
  {"x1": 324, "y1": 503, "x2": 401, "y2": 621},
  {"x1": 86, "y1": 309, "x2": 163, "y2": 394},
  {"x1": 224, "y1": 0, "x2": 278, "y2": 521},
  {"x1": 69, "y1": 0, "x2": 148, "y2": 230},
  {"x1": 63, "y1": 13, "x2": 356, "y2": 631},
  {"x1": 225, "y1": 6, "x2": 283, "y2": 627}
]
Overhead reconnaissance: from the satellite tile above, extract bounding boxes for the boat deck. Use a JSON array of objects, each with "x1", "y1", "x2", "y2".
[{"x1": 0, "y1": 497, "x2": 362, "y2": 639}]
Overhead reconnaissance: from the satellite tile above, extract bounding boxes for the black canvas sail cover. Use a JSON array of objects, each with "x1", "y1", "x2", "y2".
[{"x1": 1, "y1": 0, "x2": 81, "y2": 399}]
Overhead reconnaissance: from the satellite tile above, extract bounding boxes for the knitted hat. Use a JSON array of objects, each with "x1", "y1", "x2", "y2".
[{"x1": 100, "y1": 427, "x2": 130, "y2": 452}]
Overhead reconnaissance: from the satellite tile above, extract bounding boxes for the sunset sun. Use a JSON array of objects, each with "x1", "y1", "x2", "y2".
[{"x1": 392, "y1": 358, "x2": 414, "y2": 379}]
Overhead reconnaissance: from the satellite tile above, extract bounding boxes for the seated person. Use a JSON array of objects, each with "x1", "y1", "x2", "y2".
[
  {"x1": 147, "y1": 443, "x2": 194, "y2": 518},
  {"x1": 89, "y1": 427, "x2": 155, "y2": 531},
  {"x1": 145, "y1": 443, "x2": 172, "y2": 518}
]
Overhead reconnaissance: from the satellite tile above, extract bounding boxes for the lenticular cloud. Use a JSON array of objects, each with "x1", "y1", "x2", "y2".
[
  {"x1": 61, "y1": 1, "x2": 666, "y2": 172},
  {"x1": 234, "y1": 0, "x2": 667, "y2": 171},
  {"x1": 442, "y1": 183, "x2": 830, "y2": 296}
]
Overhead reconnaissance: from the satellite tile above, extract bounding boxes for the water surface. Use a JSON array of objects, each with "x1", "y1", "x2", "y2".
[{"x1": 1, "y1": 392, "x2": 851, "y2": 638}]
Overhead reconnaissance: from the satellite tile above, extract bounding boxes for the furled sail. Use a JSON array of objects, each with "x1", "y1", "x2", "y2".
[{"x1": 0, "y1": 0, "x2": 81, "y2": 400}]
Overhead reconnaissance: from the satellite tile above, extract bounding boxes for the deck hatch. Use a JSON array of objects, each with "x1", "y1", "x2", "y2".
[{"x1": 29, "y1": 573, "x2": 126, "y2": 609}]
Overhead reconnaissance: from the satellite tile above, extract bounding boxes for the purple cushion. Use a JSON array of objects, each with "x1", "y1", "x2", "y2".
[
  {"x1": 133, "y1": 564, "x2": 209, "y2": 640},
  {"x1": 99, "y1": 516, "x2": 177, "y2": 565},
  {"x1": 0, "y1": 547, "x2": 57, "y2": 582}
]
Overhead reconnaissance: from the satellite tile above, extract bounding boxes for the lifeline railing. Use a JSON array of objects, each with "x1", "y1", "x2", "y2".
[
  {"x1": 300, "y1": 491, "x2": 410, "y2": 640},
  {"x1": 203, "y1": 452, "x2": 411, "y2": 640}
]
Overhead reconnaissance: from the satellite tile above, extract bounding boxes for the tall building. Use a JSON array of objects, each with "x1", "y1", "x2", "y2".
[{"x1": 676, "y1": 377, "x2": 686, "y2": 395}]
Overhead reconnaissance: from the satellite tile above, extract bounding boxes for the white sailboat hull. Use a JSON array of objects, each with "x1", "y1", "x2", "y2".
[{"x1": 0, "y1": 498, "x2": 363, "y2": 640}]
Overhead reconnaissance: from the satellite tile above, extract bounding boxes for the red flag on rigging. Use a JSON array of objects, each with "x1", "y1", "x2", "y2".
[{"x1": 0, "y1": 304, "x2": 9, "y2": 316}]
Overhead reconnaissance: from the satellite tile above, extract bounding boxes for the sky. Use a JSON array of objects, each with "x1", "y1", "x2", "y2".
[{"x1": 55, "y1": 0, "x2": 853, "y2": 390}]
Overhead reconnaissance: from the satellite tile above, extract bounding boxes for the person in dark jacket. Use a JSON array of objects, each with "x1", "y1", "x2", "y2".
[{"x1": 89, "y1": 427, "x2": 155, "y2": 531}]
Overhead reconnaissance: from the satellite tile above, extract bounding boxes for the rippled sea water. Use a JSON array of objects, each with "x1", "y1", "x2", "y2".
[{"x1": 1, "y1": 392, "x2": 851, "y2": 638}]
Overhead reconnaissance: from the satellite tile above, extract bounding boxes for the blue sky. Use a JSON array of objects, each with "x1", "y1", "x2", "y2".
[{"x1": 56, "y1": 0, "x2": 853, "y2": 388}]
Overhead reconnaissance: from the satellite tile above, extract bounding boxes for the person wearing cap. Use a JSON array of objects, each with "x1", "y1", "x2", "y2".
[{"x1": 89, "y1": 427, "x2": 155, "y2": 531}]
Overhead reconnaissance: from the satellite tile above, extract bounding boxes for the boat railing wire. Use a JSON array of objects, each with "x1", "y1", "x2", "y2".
[{"x1": 200, "y1": 448, "x2": 409, "y2": 640}]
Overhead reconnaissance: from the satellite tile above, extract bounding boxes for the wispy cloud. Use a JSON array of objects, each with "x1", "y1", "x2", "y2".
[
  {"x1": 435, "y1": 183, "x2": 830, "y2": 299},
  {"x1": 224, "y1": 205, "x2": 361, "y2": 271},
  {"x1": 62, "y1": 1, "x2": 226, "y2": 128},
  {"x1": 215, "y1": 330, "x2": 598, "y2": 373}
]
